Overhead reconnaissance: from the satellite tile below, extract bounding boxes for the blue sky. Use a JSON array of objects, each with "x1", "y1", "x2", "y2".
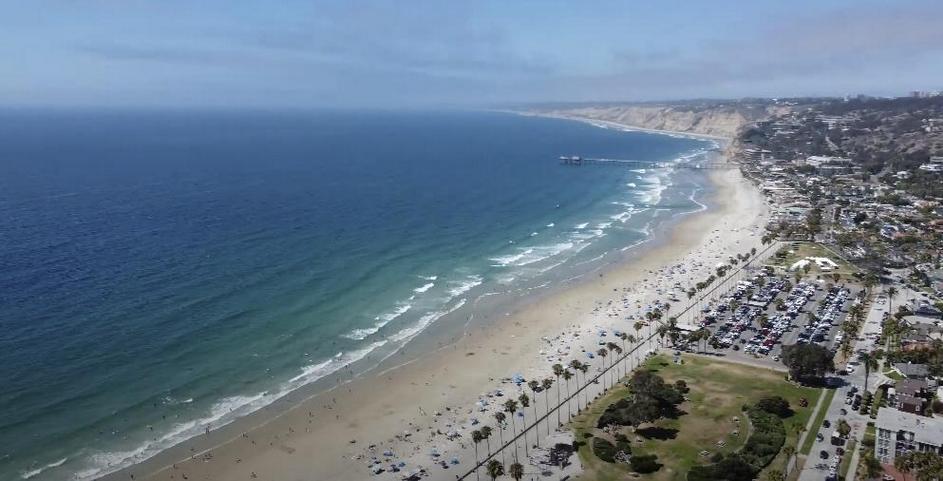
[{"x1": 2, "y1": 0, "x2": 943, "y2": 108}]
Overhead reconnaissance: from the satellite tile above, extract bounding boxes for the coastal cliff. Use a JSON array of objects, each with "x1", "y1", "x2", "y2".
[{"x1": 535, "y1": 102, "x2": 786, "y2": 139}]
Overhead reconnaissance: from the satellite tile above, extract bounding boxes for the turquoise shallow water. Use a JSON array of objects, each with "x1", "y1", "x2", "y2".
[{"x1": 0, "y1": 110, "x2": 713, "y2": 480}]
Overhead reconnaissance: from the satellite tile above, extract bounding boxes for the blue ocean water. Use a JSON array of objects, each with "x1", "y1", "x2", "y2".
[{"x1": 0, "y1": 110, "x2": 712, "y2": 480}]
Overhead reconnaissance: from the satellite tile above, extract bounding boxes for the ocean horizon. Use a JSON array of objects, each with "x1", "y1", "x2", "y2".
[{"x1": 0, "y1": 109, "x2": 714, "y2": 480}]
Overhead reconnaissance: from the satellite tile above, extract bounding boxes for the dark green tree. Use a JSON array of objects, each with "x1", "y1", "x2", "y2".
[{"x1": 781, "y1": 344, "x2": 835, "y2": 384}]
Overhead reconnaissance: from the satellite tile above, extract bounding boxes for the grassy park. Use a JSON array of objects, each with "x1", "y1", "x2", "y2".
[
  {"x1": 570, "y1": 354, "x2": 820, "y2": 481},
  {"x1": 770, "y1": 242, "x2": 859, "y2": 278}
]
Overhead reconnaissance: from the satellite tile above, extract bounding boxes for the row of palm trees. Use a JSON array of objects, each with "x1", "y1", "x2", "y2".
[
  {"x1": 465, "y1": 245, "x2": 773, "y2": 479},
  {"x1": 466, "y1": 326, "x2": 659, "y2": 479},
  {"x1": 482, "y1": 459, "x2": 523, "y2": 481}
]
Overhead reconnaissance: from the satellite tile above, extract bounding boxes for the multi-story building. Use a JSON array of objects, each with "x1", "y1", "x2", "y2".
[{"x1": 875, "y1": 409, "x2": 943, "y2": 464}]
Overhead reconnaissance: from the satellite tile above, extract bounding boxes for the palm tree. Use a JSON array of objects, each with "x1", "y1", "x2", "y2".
[
  {"x1": 861, "y1": 453, "x2": 884, "y2": 480},
  {"x1": 596, "y1": 348, "x2": 609, "y2": 390},
  {"x1": 509, "y1": 461, "x2": 524, "y2": 481},
  {"x1": 503, "y1": 399, "x2": 520, "y2": 460},
  {"x1": 493, "y1": 412, "x2": 506, "y2": 464},
  {"x1": 541, "y1": 378, "x2": 554, "y2": 433},
  {"x1": 561, "y1": 369, "x2": 573, "y2": 420},
  {"x1": 486, "y1": 459, "x2": 504, "y2": 481},
  {"x1": 666, "y1": 317, "x2": 680, "y2": 347},
  {"x1": 886, "y1": 286, "x2": 898, "y2": 315},
  {"x1": 859, "y1": 351, "x2": 879, "y2": 393},
  {"x1": 656, "y1": 324, "x2": 669, "y2": 347},
  {"x1": 568, "y1": 360, "x2": 583, "y2": 412},
  {"x1": 782, "y1": 444, "x2": 796, "y2": 473},
  {"x1": 527, "y1": 380, "x2": 540, "y2": 447},
  {"x1": 863, "y1": 273, "x2": 879, "y2": 296},
  {"x1": 517, "y1": 393, "x2": 530, "y2": 456},
  {"x1": 481, "y1": 425, "x2": 493, "y2": 457},
  {"x1": 895, "y1": 452, "x2": 915, "y2": 481},
  {"x1": 618, "y1": 332, "x2": 629, "y2": 374},
  {"x1": 551, "y1": 364, "x2": 564, "y2": 426},
  {"x1": 839, "y1": 336, "x2": 853, "y2": 360},
  {"x1": 579, "y1": 363, "x2": 590, "y2": 407},
  {"x1": 625, "y1": 335, "x2": 637, "y2": 369},
  {"x1": 605, "y1": 341, "x2": 620, "y2": 383},
  {"x1": 471, "y1": 430, "x2": 483, "y2": 481},
  {"x1": 765, "y1": 468, "x2": 784, "y2": 481},
  {"x1": 634, "y1": 321, "x2": 644, "y2": 342}
]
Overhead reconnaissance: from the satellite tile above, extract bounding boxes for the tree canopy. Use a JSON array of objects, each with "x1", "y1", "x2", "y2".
[
  {"x1": 597, "y1": 370, "x2": 683, "y2": 428},
  {"x1": 781, "y1": 344, "x2": 834, "y2": 384}
]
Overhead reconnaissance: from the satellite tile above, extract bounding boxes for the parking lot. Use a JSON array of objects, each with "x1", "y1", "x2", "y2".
[{"x1": 688, "y1": 269, "x2": 861, "y2": 367}]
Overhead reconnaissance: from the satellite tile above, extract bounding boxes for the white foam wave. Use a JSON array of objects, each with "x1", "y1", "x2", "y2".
[
  {"x1": 21, "y1": 458, "x2": 68, "y2": 479},
  {"x1": 419, "y1": 275, "x2": 437, "y2": 281},
  {"x1": 574, "y1": 222, "x2": 589, "y2": 229},
  {"x1": 610, "y1": 211, "x2": 633, "y2": 223},
  {"x1": 546, "y1": 223, "x2": 555, "y2": 227},
  {"x1": 490, "y1": 248, "x2": 533, "y2": 267},
  {"x1": 413, "y1": 282, "x2": 435, "y2": 293},
  {"x1": 388, "y1": 299, "x2": 466, "y2": 343},
  {"x1": 571, "y1": 229, "x2": 604, "y2": 241},
  {"x1": 637, "y1": 174, "x2": 669, "y2": 206},
  {"x1": 447, "y1": 275, "x2": 483, "y2": 297},
  {"x1": 490, "y1": 242, "x2": 574, "y2": 267},
  {"x1": 73, "y1": 341, "x2": 387, "y2": 481},
  {"x1": 343, "y1": 303, "x2": 412, "y2": 340}
]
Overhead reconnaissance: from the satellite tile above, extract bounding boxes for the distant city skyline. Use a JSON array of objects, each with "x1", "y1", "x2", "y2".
[{"x1": 3, "y1": 0, "x2": 943, "y2": 108}]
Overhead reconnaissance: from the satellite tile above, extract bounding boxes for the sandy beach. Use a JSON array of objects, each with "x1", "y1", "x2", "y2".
[{"x1": 102, "y1": 129, "x2": 768, "y2": 481}]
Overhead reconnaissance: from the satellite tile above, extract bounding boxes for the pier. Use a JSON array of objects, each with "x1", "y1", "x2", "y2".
[{"x1": 559, "y1": 155, "x2": 735, "y2": 169}]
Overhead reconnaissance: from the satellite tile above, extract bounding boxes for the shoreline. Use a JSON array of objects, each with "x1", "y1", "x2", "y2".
[
  {"x1": 86, "y1": 121, "x2": 765, "y2": 480},
  {"x1": 97, "y1": 140, "x2": 768, "y2": 481}
]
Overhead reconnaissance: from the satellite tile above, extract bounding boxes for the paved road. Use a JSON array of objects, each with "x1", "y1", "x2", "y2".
[{"x1": 797, "y1": 293, "x2": 886, "y2": 481}]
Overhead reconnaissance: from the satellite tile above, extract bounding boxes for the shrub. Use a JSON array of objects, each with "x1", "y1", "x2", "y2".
[
  {"x1": 592, "y1": 437, "x2": 617, "y2": 463},
  {"x1": 630, "y1": 453, "x2": 661, "y2": 473},
  {"x1": 614, "y1": 433, "x2": 632, "y2": 454},
  {"x1": 756, "y1": 396, "x2": 792, "y2": 418},
  {"x1": 687, "y1": 454, "x2": 755, "y2": 481},
  {"x1": 739, "y1": 407, "x2": 786, "y2": 469}
]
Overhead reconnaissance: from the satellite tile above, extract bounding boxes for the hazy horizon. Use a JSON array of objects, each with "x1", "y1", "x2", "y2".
[{"x1": 3, "y1": 0, "x2": 943, "y2": 109}]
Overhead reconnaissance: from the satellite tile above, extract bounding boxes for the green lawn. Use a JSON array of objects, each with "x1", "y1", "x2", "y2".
[
  {"x1": 570, "y1": 354, "x2": 818, "y2": 481},
  {"x1": 771, "y1": 242, "x2": 859, "y2": 278},
  {"x1": 839, "y1": 439, "x2": 857, "y2": 480},
  {"x1": 871, "y1": 389, "x2": 885, "y2": 418},
  {"x1": 882, "y1": 369, "x2": 904, "y2": 381},
  {"x1": 800, "y1": 388, "x2": 836, "y2": 455}
]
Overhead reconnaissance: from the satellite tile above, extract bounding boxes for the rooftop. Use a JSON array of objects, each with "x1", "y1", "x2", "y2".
[
  {"x1": 894, "y1": 362, "x2": 930, "y2": 378},
  {"x1": 876, "y1": 409, "x2": 943, "y2": 443}
]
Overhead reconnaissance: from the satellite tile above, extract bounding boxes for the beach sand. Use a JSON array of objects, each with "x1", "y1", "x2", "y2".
[{"x1": 103, "y1": 153, "x2": 768, "y2": 481}]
